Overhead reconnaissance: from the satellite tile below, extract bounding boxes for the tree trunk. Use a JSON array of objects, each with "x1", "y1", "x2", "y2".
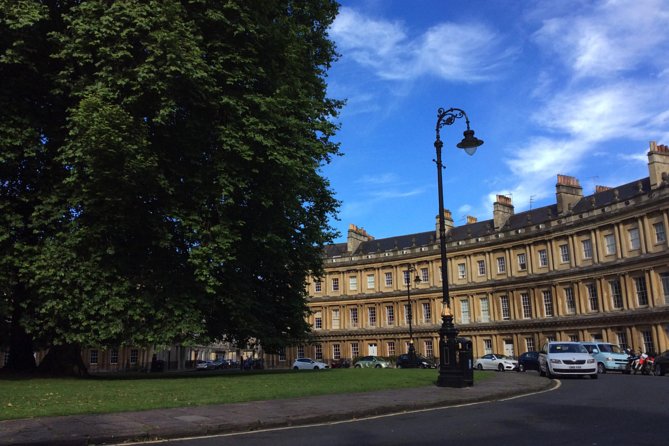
[
  {"x1": 38, "y1": 344, "x2": 89, "y2": 377},
  {"x1": 4, "y1": 287, "x2": 37, "y2": 373}
]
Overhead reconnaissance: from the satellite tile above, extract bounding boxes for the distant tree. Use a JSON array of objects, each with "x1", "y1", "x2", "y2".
[{"x1": 0, "y1": 0, "x2": 341, "y2": 375}]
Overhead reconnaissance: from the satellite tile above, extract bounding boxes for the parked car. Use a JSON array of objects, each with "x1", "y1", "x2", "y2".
[
  {"x1": 653, "y1": 350, "x2": 669, "y2": 376},
  {"x1": 580, "y1": 341, "x2": 629, "y2": 373},
  {"x1": 195, "y1": 360, "x2": 215, "y2": 370},
  {"x1": 539, "y1": 341, "x2": 597, "y2": 379},
  {"x1": 353, "y1": 356, "x2": 391, "y2": 368},
  {"x1": 330, "y1": 358, "x2": 351, "y2": 368},
  {"x1": 292, "y1": 358, "x2": 329, "y2": 370},
  {"x1": 396, "y1": 354, "x2": 437, "y2": 369},
  {"x1": 516, "y1": 351, "x2": 540, "y2": 372},
  {"x1": 474, "y1": 354, "x2": 518, "y2": 371}
]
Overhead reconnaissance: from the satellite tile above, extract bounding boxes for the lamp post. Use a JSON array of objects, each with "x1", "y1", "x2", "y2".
[
  {"x1": 405, "y1": 264, "x2": 422, "y2": 367},
  {"x1": 434, "y1": 107, "x2": 483, "y2": 387}
]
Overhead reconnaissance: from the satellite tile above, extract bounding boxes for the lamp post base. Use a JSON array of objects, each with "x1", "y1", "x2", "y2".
[{"x1": 436, "y1": 314, "x2": 473, "y2": 387}]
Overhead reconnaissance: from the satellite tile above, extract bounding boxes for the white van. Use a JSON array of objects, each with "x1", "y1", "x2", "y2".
[{"x1": 580, "y1": 342, "x2": 629, "y2": 373}]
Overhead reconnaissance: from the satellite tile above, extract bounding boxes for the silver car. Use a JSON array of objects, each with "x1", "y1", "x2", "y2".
[
  {"x1": 539, "y1": 341, "x2": 597, "y2": 379},
  {"x1": 292, "y1": 358, "x2": 329, "y2": 370}
]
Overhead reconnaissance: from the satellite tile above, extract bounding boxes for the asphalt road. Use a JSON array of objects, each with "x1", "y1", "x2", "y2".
[{"x1": 123, "y1": 373, "x2": 668, "y2": 446}]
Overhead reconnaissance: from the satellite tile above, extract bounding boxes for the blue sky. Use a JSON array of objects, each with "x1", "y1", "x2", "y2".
[{"x1": 322, "y1": 0, "x2": 669, "y2": 243}]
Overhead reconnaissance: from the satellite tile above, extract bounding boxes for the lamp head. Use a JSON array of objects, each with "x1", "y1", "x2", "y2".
[{"x1": 456, "y1": 129, "x2": 484, "y2": 156}]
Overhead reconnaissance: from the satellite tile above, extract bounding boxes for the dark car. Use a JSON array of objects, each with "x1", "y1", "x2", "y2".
[
  {"x1": 517, "y1": 351, "x2": 540, "y2": 372},
  {"x1": 330, "y1": 358, "x2": 351, "y2": 368},
  {"x1": 654, "y1": 350, "x2": 669, "y2": 376},
  {"x1": 396, "y1": 354, "x2": 437, "y2": 369}
]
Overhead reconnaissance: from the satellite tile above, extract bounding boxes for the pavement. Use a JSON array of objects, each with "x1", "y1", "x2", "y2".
[{"x1": 1, "y1": 371, "x2": 555, "y2": 446}]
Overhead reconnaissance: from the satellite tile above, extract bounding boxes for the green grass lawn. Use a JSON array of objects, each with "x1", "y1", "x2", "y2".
[{"x1": 0, "y1": 369, "x2": 492, "y2": 420}]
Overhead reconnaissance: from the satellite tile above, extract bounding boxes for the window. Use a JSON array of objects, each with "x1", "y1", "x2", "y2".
[
  {"x1": 297, "y1": 346, "x2": 305, "y2": 358},
  {"x1": 422, "y1": 303, "x2": 431, "y2": 323},
  {"x1": 386, "y1": 306, "x2": 394, "y2": 325},
  {"x1": 616, "y1": 332, "x2": 628, "y2": 350},
  {"x1": 568, "y1": 334, "x2": 579, "y2": 342},
  {"x1": 496, "y1": 257, "x2": 506, "y2": 273},
  {"x1": 586, "y1": 283, "x2": 599, "y2": 311},
  {"x1": 654, "y1": 222, "x2": 666, "y2": 243},
  {"x1": 564, "y1": 287, "x2": 576, "y2": 314},
  {"x1": 629, "y1": 227, "x2": 640, "y2": 250},
  {"x1": 403, "y1": 270, "x2": 411, "y2": 285},
  {"x1": 538, "y1": 249, "x2": 548, "y2": 267},
  {"x1": 460, "y1": 299, "x2": 470, "y2": 324},
  {"x1": 332, "y1": 344, "x2": 341, "y2": 360},
  {"x1": 642, "y1": 330, "x2": 654, "y2": 354},
  {"x1": 582, "y1": 239, "x2": 593, "y2": 259},
  {"x1": 635, "y1": 277, "x2": 648, "y2": 306},
  {"x1": 425, "y1": 340, "x2": 434, "y2": 358},
  {"x1": 483, "y1": 339, "x2": 493, "y2": 355},
  {"x1": 368, "y1": 307, "x2": 376, "y2": 326},
  {"x1": 278, "y1": 348, "x2": 286, "y2": 361},
  {"x1": 610, "y1": 279, "x2": 624, "y2": 309},
  {"x1": 480, "y1": 297, "x2": 490, "y2": 322},
  {"x1": 661, "y1": 273, "x2": 669, "y2": 305},
  {"x1": 543, "y1": 290, "x2": 554, "y2": 317},
  {"x1": 366, "y1": 274, "x2": 375, "y2": 289},
  {"x1": 457, "y1": 263, "x2": 466, "y2": 279},
  {"x1": 315, "y1": 281, "x2": 322, "y2": 292},
  {"x1": 546, "y1": 335, "x2": 556, "y2": 343},
  {"x1": 89, "y1": 349, "x2": 98, "y2": 365},
  {"x1": 387, "y1": 341, "x2": 395, "y2": 356},
  {"x1": 110, "y1": 349, "x2": 119, "y2": 365},
  {"x1": 349, "y1": 276, "x2": 358, "y2": 291},
  {"x1": 517, "y1": 253, "x2": 527, "y2": 271},
  {"x1": 351, "y1": 343, "x2": 359, "y2": 358},
  {"x1": 350, "y1": 308, "x2": 358, "y2": 327},
  {"x1": 332, "y1": 309, "x2": 340, "y2": 329},
  {"x1": 559, "y1": 244, "x2": 570, "y2": 263},
  {"x1": 384, "y1": 272, "x2": 393, "y2": 287},
  {"x1": 604, "y1": 234, "x2": 616, "y2": 255},
  {"x1": 130, "y1": 349, "x2": 138, "y2": 365},
  {"x1": 420, "y1": 268, "x2": 429, "y2": 283},
  {"x1": 477, "y1": 260, "x2": 486, "y2": 276},
  {"x1": 315, "y1": 344, "x2": 323, "y2": 360},
  {"x1": 500, "y1": 296, "x2": 510, "y2": 320},
  {"x1": 331, "y1": 278, "x2": 339, "y2": 291},
  {"x1": 521, "y1": 293, "x2": 532, "y2": 319},
  {"x1": 525, "y1": 337, "x2": 535, "y2": 352},
  {"x1": 314, "y1": 311, "x2": 322, "y2": 329}
]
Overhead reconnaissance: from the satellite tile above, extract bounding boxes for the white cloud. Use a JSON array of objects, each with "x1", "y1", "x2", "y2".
[
  {"x1": 330, "y1": 7, "x2": 514, "y2": 82},
  {"x1": 356, "y1": 173, "x2": 399, "y2": 185}
]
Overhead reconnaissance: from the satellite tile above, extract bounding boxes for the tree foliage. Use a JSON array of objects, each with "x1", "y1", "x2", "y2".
[{"x1": 1, "y1": 0, "x2": 341, "y2": 371}]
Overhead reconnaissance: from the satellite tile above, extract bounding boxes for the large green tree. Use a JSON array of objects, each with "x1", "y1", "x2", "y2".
[{"x1": 1, "y1": 0, "x2": 341, "y2": 374}]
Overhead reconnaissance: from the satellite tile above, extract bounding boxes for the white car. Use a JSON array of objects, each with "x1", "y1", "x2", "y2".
[
  {"x1": 474, "y1": 354, "x2": 518, "y2": 371},
  {"x1": 292, "y1": 358, "x2": 329, "y2": 370},
  {"x1": 539, "y1": 341, "x2": 597, "y2": 379}
]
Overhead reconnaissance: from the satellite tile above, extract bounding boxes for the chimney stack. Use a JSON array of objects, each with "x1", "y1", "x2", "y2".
[
  {"x1": 347, "y1": 224, "x2": 374, "y2": 253},
  {"x1": 556, "y1": 174, "x2": 582, "y2": 215},
  {"x1": 493, "y1": 194, "x2": 514, "y2": 230},
  {"x1": 648, "y1": 141, "x2": 669, "y2": 189},
  {"x1": 435, "y1": 210, "x2": 455, "y2": 239},
  {"x1": 466, "y1": 215, "x2": 477, "y2": 224}
]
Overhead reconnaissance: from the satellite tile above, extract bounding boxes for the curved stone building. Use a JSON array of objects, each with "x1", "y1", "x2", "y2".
[{"x1": 278, "y1": 141, "x2": 669, "y2": 367}]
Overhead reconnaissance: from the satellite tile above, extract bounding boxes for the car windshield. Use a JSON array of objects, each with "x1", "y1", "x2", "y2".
[{"x1": 549, "y1": 343, "x2": 586, "y2": 354}]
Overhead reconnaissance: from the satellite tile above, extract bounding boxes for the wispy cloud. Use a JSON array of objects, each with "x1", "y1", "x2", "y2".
[{"x1": 330, "y1": 7, "x2": 516, "y2": 83}]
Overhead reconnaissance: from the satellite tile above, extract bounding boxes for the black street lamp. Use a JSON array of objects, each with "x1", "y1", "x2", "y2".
[
  {"x1": 405, "y1": 264, "x2": 422, "y2": 367},
  {"x1": 434, "y1": 107, "x2": 483, "y2": 387}
]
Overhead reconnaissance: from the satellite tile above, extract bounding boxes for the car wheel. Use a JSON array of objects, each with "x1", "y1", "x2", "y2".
[
  {"x1": 597, "y1": 362, "x2": 606, "y2": 374},
  {"x1": 518, "y1": 363, "x2": 525, "y2": 372},
  {"x1": 398, "y1": 364, "x2": 403, "y2": 369},
  {"x1": 375, "y1": 364, "x2": 382, "y2": 368},
  {"x1": 498, "y1": 364, "x2": 504, "y2": 372},
  {"x1": 314, "y1": 366, "x2": 320, "y2": 370},
  {"x1": 539, "y1": 366, "x2": 545, "y2": 377},
  {"x1": 293, "y1": 366, "x2": 299, "y2": 370},
  {"x1": 354, "y1": 364, "x2": 361, "y2": 368},
  {"x1": 477, "y1": 364, "x2": 483, "y2": 370},
  {"x1": 545, "y1": 366, "x2": 553, "y2": 379},
  {"x1": 655, "y1": 364, "x2": 664, "y2": 376}
]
